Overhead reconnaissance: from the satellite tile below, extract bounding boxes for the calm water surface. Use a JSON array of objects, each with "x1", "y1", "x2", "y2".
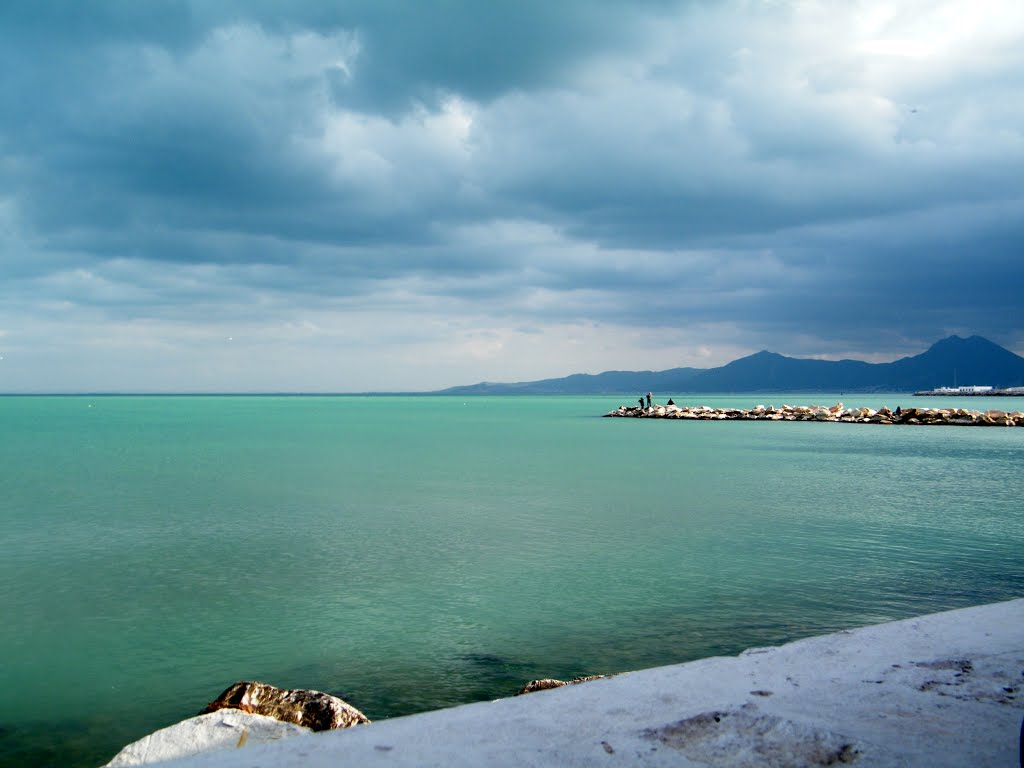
[{"x1": 1, "y1": 394, "x2": 1022, "y2": 766}]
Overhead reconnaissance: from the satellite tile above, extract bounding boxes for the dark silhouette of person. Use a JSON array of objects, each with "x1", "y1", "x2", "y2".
[
  {"x1": 646, "y1": 392, "x2": 652, "y2": 408},
  {"x1": 638, "y1": 397, "x2": 645, "y2": 410}
]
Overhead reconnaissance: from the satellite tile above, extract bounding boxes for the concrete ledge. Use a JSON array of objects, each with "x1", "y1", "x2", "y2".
[{"x1": 159, "y1": 599, "x2": 1024, "y2": 767}]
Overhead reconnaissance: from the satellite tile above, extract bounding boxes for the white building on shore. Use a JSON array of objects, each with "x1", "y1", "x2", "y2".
[{"x1": 919, "y1": 385, "x2": 994, "y2": 395}]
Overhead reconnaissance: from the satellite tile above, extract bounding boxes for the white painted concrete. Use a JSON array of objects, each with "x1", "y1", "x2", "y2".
[
  {"x1": 104, "y1": 710, "x2": 309, "y2": 766},
  {"x1": 149, "y1": 599, "x2": 1024, "y2": 767}
]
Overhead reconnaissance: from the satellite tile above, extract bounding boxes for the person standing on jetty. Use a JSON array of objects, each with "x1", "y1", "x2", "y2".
[
  {"x1": 639, "y1": 396, "x2": 645, "y2": 410},
  {"x1": 646, "y1": 392, "x2": 652, "y2": 408}
]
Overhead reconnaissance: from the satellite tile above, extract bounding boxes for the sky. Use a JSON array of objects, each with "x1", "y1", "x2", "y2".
[{"x1": 1, "y1": 0, "x2": 1022, "y2": 392}]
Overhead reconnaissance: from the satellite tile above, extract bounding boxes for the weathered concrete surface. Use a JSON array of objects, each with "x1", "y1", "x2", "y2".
[
  {"x1": 606, "y1": 402, "x2": 1024, "y2": 426},
  {"x1": 148, "y1": 599, "x2": 1024, "y2": 767},
  {"x1": 103, "y1": 710, "x2": 310, "y2": 766},
  {"x1": 200, "y1": 681, "x2": 369, "y2": 731}
]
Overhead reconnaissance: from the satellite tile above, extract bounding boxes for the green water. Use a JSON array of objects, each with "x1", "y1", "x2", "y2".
[{"x1": 2, "y1": 394, "x2": 1022, "y2": 767}]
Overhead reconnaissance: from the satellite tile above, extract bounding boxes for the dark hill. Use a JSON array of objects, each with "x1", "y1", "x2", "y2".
[
  {"x1": 684, "y1": 350, "x2": 877, "y2": 392},
  {"x1": 685, "y1": 335, "x2": 1024, "y2": 392},
  {"x1": 438, "y1": 367, "x2": 704, "y2": 395},
  {"x1": 883, "y1": 335, "x2": 1024, "y2": 390},
  {"x1": 435, "y1": 335, "x2": 1024, "y2": 394}
]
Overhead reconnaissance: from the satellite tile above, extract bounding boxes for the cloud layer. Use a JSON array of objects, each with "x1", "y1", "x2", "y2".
[{"x1": 2, "y1": 0, "x2": 1022, "y2": 390}]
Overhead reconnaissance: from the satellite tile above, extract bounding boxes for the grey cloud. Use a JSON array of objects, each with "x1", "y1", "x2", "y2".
[{"x1": 1, "y1": 1, "x2": 1022, "y2": 391}]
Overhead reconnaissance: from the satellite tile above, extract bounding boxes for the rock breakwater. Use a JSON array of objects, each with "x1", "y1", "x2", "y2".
[{"x1": 605, "y1": 402, "x2": 1024, "y2": 426}]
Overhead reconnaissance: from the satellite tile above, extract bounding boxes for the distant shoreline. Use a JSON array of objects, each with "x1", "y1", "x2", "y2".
[{"x1": 913, "y1": 388, "x2": 1024, "y2": 396}]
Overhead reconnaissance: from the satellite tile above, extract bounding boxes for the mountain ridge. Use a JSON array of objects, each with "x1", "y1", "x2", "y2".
[{"x1": 437, "y1": 335, "x2": 1024, "y2": 394}]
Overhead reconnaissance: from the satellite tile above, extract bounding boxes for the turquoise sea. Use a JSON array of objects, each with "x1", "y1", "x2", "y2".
[{"x1": 2, "y1": 394, "x2": 1023, "y2": 767}]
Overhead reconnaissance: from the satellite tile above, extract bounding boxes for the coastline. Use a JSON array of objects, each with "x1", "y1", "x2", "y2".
[
  {"x1": 915, "y1": 391, "x2": 1024, "y2": 397},
  {"x1": 110, "y1": 599, "x2": 1024, "y2": 767}
]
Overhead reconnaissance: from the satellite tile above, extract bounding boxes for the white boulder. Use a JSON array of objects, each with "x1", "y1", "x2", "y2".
[{"x1": 104, "y1": 709, "x2": 310, "y2": 767}]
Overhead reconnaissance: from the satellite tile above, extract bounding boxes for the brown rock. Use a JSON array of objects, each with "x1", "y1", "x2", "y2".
[
  {"x1": 200, "y1": 681, "x2": 369, "y2": 731},
  {"x1": 517, "y1": 678, "x2": 568, "y2": 694},
  {"x1": 517, "y1": 674, "x2": 609, "y2": 696}
]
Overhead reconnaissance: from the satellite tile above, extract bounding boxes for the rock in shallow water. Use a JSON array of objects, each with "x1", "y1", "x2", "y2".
[
  {"x1": 200, "y1": 680, "x2": 370, "y2": 731},
  {"x1": 517, "y1": 675, "x2": 609, "y2": 695}
]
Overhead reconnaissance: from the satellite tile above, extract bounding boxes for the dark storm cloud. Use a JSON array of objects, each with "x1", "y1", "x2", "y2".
[
  {"x1": 222, "y1": 0, "x2": 675, "y2": 109},
  {"x1": 0, "y1": 1, "x2": 686, "y2": 245},
  {"x1": 1, "y1": 0, "x2": 1022, "y2": 391}
]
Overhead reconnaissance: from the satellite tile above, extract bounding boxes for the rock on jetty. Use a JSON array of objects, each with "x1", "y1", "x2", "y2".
[{"x1": 605, "y1": 402, "x2": 1024, "y2": 426}]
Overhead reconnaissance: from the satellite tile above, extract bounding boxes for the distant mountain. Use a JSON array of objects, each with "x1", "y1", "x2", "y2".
[
  {"x1": 685, "y1": 335, "x2": 1024, "y2": 392},
  {"x1": 436, "y1": 335, "x2": 1024, "y2": 394},
  {"x1": 438, "y1": 367, "x2": 705, "y2": 395}
]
